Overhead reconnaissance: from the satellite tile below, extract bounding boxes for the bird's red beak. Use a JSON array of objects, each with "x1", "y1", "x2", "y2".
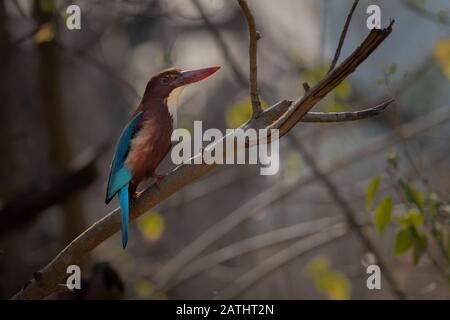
[{"x1": 175, "y1": 66, "x2": 220, "y2": 87}]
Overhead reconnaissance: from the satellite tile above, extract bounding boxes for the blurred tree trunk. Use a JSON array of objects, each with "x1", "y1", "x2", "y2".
[
  {"x1": 0, "y1": 1, "x2": 11, "y2": 198},
  {"x1": 33, "y1": 0, "x2": 87, "y2": 245}
]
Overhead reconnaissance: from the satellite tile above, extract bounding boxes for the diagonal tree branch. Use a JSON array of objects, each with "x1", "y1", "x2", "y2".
[{"x1": 12, "y1": 20, "x2": 394, "y2": 300}]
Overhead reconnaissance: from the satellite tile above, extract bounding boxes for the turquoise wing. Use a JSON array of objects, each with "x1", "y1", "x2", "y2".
[{"x1": 105, "y1": 111, "x2": 143, "y2": 203}]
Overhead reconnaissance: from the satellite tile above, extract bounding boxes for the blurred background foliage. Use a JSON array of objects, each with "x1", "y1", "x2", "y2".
[{"x1": 1, "y1": 0, "x2": 450, "y2": 300}]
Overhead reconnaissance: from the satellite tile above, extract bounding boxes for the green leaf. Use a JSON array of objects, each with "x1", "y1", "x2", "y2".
[
  {"x1": 394, "y1": 228, "x2": 414, "y2": 255},
  {"x1": 374, "y1": 196, "x2": 392, "y2": 234},
  {"x1": 410, "y1": 211, "x2": 424, "y2": 228},
  {"x1": 137, "y1": 212, "x2": 165, "y2": 242},
  {"x1": 413, "y1": 234, "x2": 428, "y2": 264},
  {"x1": 387, "y1": 150, "x2": 399, "y2": 170},
  {"x1": 397, "y1": 210, "x2": 424, "y2": 228},
  {"x1": 366, "y1": 176, "x2": 381, "y2": 210},
  {"x1": 398, "y1": 179, "x2": 424, "y2": 210}
]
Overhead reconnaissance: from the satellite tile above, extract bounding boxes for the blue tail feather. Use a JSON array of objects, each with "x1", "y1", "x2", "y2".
[{"x1": 118, "y1": 186, "x2": 129, "y2": 248}]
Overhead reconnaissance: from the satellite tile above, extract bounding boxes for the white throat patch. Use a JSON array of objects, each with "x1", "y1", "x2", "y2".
[{"x1": 167, "y1": 86, "x2": 185, "y2": 129}]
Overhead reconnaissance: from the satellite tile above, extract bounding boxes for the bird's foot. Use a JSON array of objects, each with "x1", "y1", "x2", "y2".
[{"x1": 131, "y1": 192, "x2": 139, "y2": 202}]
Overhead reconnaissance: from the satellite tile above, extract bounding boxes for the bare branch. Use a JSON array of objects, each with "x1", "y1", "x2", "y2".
[
  {"x1": 328, "y1": 0, "x2": 360, "y2": 73},
  {"x1": 302, "y1": 82, "x2": 310, "y2": 93},
  {"x1": 301, "y1": 98, "x2": 393, "y2": 122},
  {"x1": 237, "y1": 0, "x2": 262, "y2": 117},
  {"x1": 12, "y1": 22, "x2": 394, "y2": 300}
]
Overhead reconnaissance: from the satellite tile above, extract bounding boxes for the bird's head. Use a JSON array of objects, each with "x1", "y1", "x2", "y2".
[{"x1": 143, "y1": 66, "x2": 221, "y2": 101}]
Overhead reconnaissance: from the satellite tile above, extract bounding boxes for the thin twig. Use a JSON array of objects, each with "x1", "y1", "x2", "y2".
[
  {"x1": 237, "y1": 0, "x2": 262, "y2": 117},
  {"x1": 328, "y1": 0, "x2": 360, "y2": 73}
]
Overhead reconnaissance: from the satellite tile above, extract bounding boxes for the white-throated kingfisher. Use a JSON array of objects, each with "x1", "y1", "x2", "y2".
[{"x1": 105, "y1": 66, "x2": 220, "y2": 248}]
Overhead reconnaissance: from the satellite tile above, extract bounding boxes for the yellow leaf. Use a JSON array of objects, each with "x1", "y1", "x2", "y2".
[
  {"x1": 134, "y1": 279, "x2": 155, "y2": 299},
  {"x1": 225, "y1": 97, "x2": 268, "y2": 128},
  {"x1": 318, "y1": 272, "x2": 351, "y2": 300},
  {"x1": 152, "y1": 292, "x2": 169, "y2": 300},
  {"x1": 335, "y1": 79, "x2": 352, "y2": 100},
  {"x1": 34, "y1": 22, "x2": 55, "y2": 44},
  {"x1": 305, "y1": 256, "x2": 330, "y2": 277},
  {"x1": 137, "y1": 212, "x2": 165, "y2": 242},
  {"x1": 134, "y1": 279, "x2": 168, "y2": 300},
  {"x1": 434, "y1": 38, "x2": 450, "y2": 80},
  {"x1": 305, "y1": 256, "x2": 351, "y2": 300}
]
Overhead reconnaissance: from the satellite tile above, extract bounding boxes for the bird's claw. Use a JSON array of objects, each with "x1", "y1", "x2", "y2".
[{"x1": 131, "y1": 192, "x2": 139, "y2": 202}]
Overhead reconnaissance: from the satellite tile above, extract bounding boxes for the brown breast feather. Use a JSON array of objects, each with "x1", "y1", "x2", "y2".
[{"x1": 125, "y1": 108, "x2": 173, "y2": 184}]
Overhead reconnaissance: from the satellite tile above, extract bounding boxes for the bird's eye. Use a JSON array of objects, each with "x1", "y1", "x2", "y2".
[{"x1": 160, "y1": 76, "x2": 171, "y2": 85}]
